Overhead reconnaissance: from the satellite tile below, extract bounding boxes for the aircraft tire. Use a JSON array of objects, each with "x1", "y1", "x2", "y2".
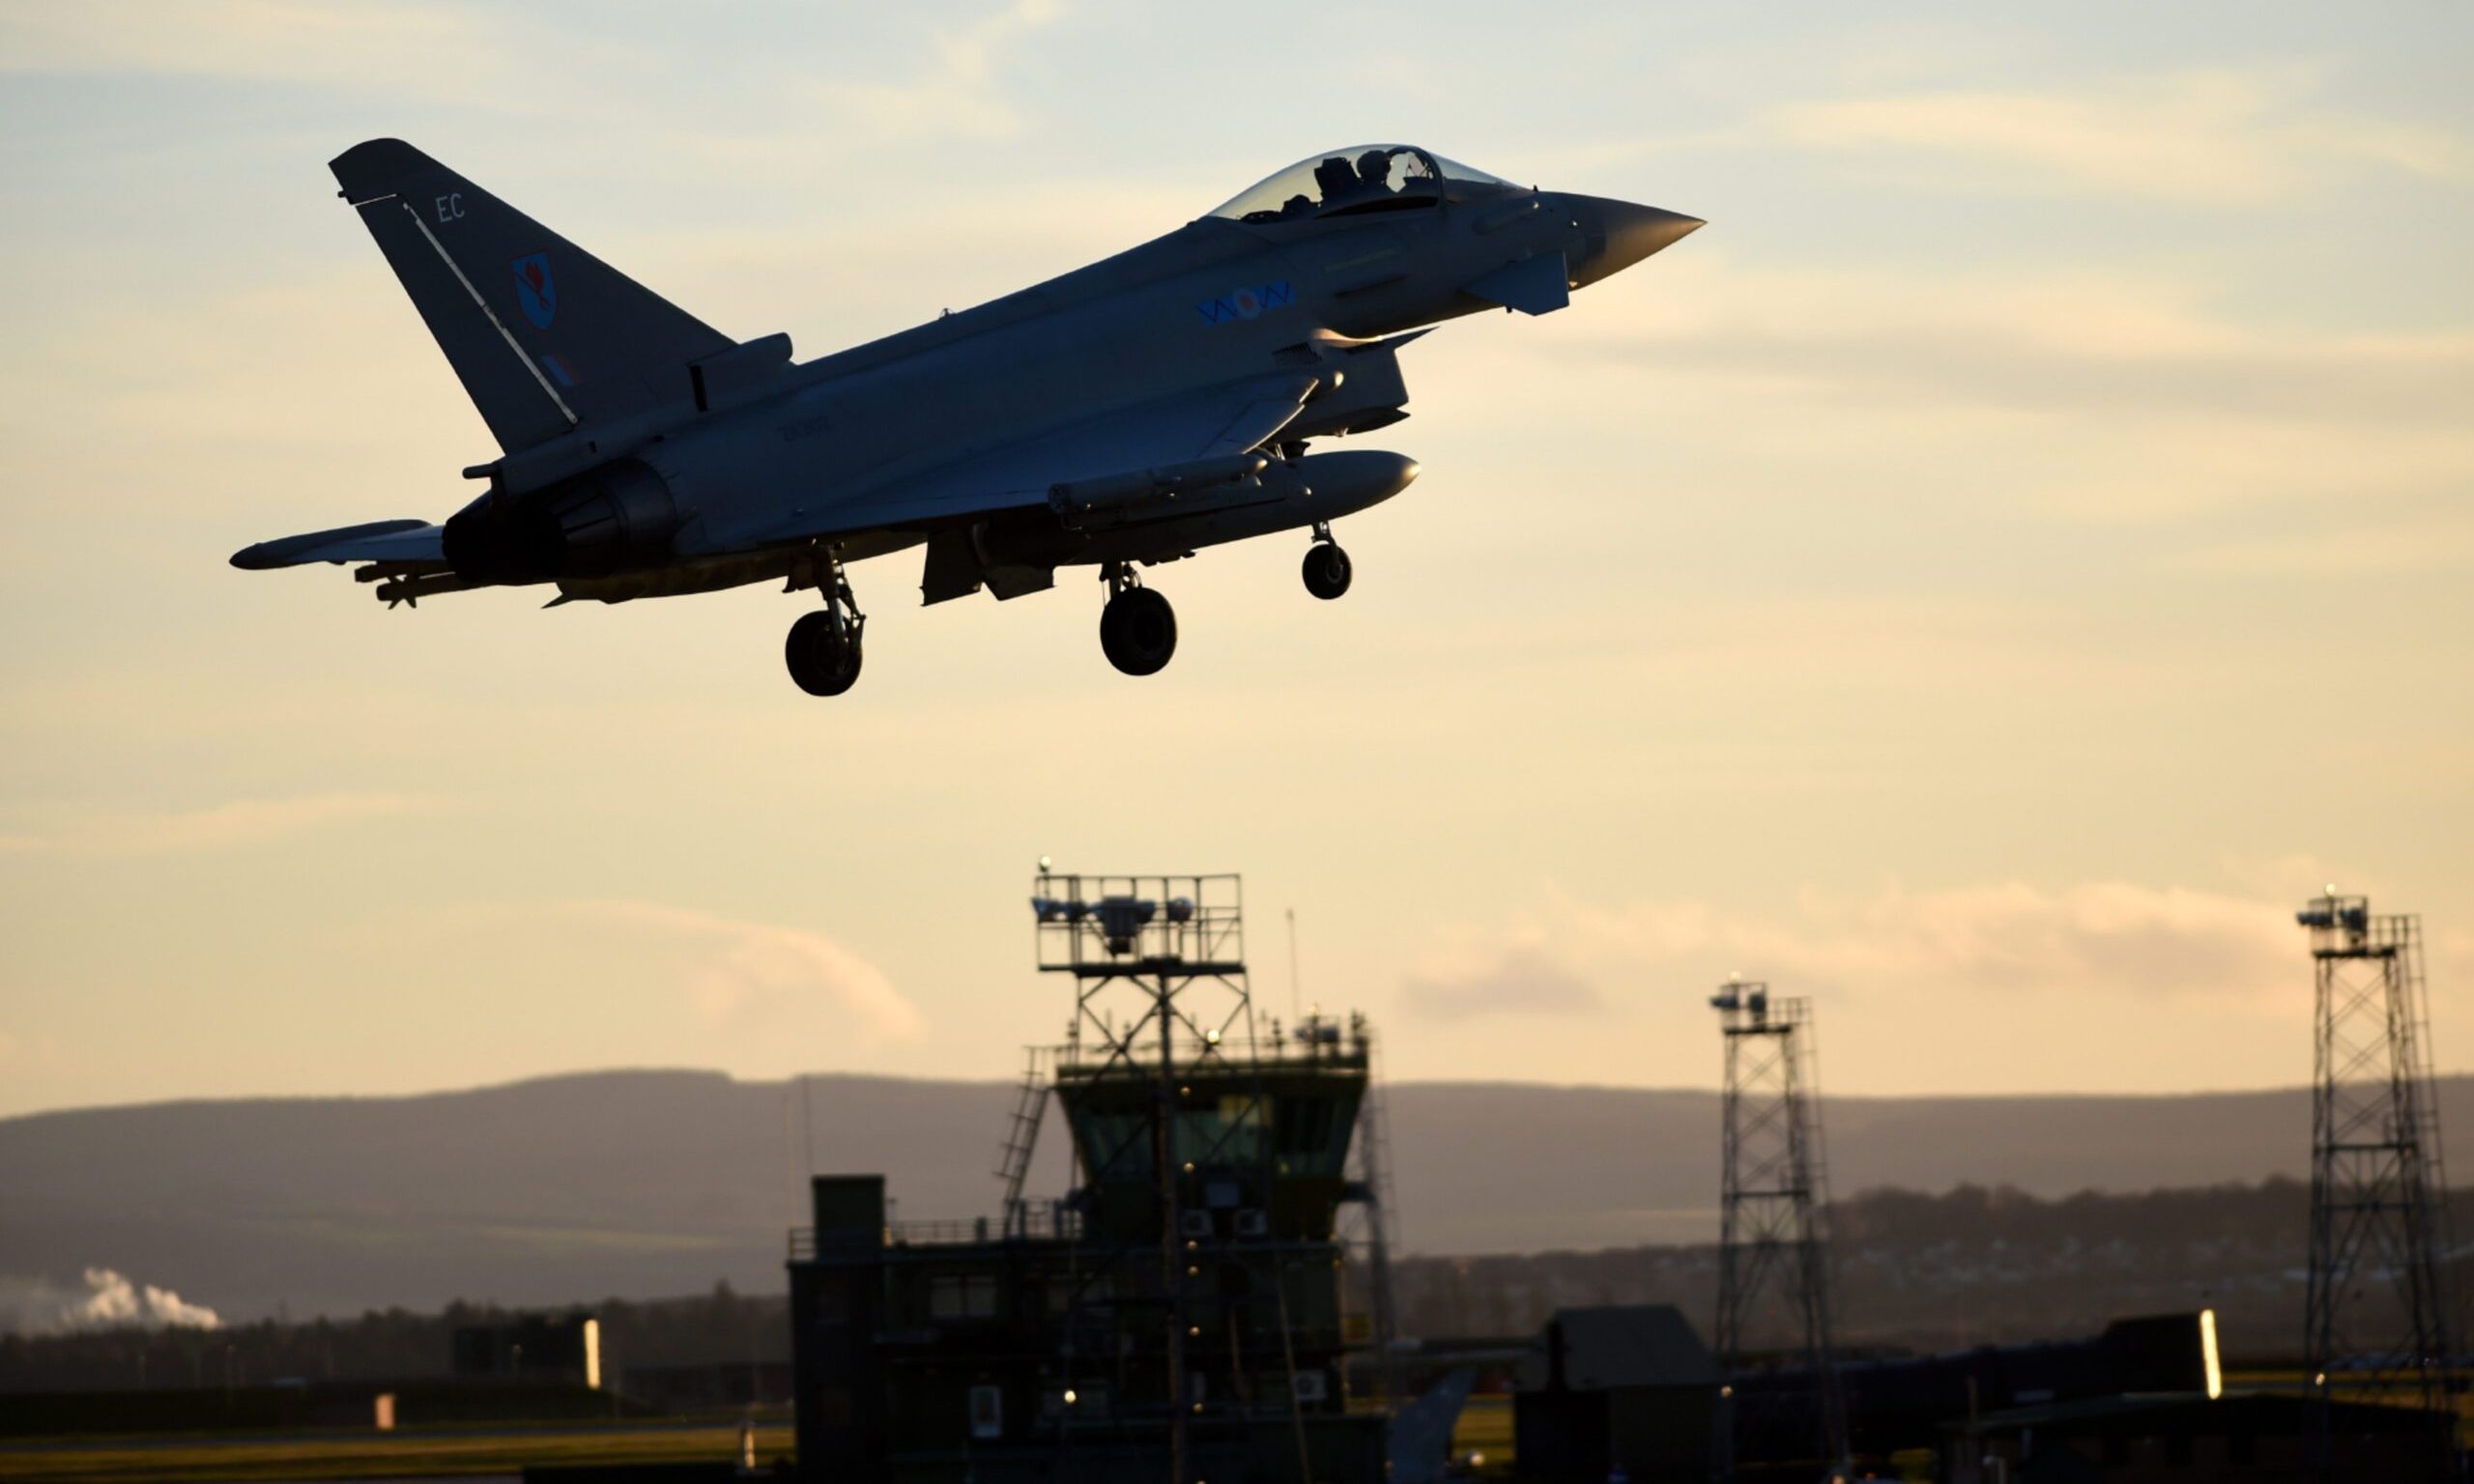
[
  {"x1": 1302, "y1": 543, "x2": 1353, "y2": 600},
  {"x1": 1101, "y1": 587, "x2": 1176, "y2": 676},
  {"x1": 785, "y1": 611, "x2": 863, "y2": 697}
]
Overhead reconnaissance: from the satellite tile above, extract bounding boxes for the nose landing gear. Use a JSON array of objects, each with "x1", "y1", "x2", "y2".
[
  {"x1": 784, "y1": 546, "x2": 865, "y2": 697},
  {"x1": 1099, "y1": 562, "x2": 1177, "y2": 676},
  {"x1": 1302, "y1": 522, "x2": 1352, "y2": 600}
]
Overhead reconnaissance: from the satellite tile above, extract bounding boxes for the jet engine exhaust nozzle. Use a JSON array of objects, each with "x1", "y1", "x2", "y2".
[{"x1": 443, "y1": 458, "x2": 682, "y2": 585}]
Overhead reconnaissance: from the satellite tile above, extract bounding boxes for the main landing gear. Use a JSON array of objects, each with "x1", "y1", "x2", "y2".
[
  {"x1": 1302, "y1": 522, "x2": 1352, "y2": 600},
  {"x1": 1099, "y1": 562, "x2": 1177, "y2": 676},
  {"x1": 785, "y1": 547, "x2": 865, "y2": 697}
]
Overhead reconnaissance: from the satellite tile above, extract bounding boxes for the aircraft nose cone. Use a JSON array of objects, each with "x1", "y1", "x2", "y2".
[{"x1": 1565, "y1": 196, "x2": 1703, "y2": 286}]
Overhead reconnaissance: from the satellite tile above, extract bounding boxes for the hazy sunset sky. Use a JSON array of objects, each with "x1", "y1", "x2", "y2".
[{"x1": 2, "y1": 1, "x2": 2469, "y2": 1118}]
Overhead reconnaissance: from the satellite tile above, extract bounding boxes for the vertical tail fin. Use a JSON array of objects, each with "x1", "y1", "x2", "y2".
[{"x1": 330, "y1": 138, "x2": 735, "y2": 453}]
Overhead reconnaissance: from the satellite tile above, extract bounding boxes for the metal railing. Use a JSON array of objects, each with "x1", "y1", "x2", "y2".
[{"x1": 788, "y1": 1205, "x2": 1082, "y2": 1258}]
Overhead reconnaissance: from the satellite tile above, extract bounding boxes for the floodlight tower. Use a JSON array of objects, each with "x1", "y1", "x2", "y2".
[
  {"x1": 1711, "y1": 978, "x2": 1848, "y2": 1473},
  {"x1": 2299, "y1": 892, "x2": 2458, "y2": 1430}
]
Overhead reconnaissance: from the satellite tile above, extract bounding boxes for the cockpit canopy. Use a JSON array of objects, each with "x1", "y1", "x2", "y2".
[{"x1": 1208, "y1": 145, "x2": 1515, "y2": 225}]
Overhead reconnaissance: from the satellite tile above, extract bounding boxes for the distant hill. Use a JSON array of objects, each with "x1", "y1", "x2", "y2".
[{"x1": 6, "y1": 1070, "x2": 2465, "y2": 1324}]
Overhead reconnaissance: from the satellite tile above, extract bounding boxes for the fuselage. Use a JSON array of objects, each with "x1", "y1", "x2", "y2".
[
  {"x1": 482, "y1": 172, "x2": 1689, "y2": 601},
  {"x1": 409, "y1": 143, "x2": 1698, "y2": 610}
]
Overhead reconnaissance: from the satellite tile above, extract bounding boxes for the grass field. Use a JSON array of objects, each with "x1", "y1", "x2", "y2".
[
  {"x1": 1, "y1": 1401, "x2": 1498, "y2": 1484},
  {"x1": 0, "y1": 1420, "x2": 793, "y2": 1484}
]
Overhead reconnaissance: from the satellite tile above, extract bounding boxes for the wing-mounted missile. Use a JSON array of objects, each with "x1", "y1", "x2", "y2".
[
  {"x1": 932, "y1": 448, "x2": 1418, "y2": 607},
  {"x1": 1048, "y1": 453, "x2": 1272, "y2": 530},
  {"x1": 927, "y1": 453, "x2": 1280, "y2": 605}
]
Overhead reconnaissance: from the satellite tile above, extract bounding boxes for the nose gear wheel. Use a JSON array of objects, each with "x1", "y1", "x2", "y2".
[{"x1": 1303, "y1": 540, "x2": 1352, "y2": 599}]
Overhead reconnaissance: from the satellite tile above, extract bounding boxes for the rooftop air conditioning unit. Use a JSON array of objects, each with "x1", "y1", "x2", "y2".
[{"x1": 1292, "y1": 1369, "x2": 1329, "y2": 1403}]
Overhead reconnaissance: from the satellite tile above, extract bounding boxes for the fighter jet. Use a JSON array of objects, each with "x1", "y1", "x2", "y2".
[{"x1": 233, "y1": 140, "x2": 1699, "y2": 696}]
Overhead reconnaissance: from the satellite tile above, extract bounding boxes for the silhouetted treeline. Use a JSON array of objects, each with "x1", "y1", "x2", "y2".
[
  {"x1": 1385, "y1": 1178, "x2": 2474, "y2": 1362},
  {"x1": 17, "y1": 1181, "x2": 2474, "y2": 1393},
  {"x1": 0, "y1": 1281, "x2": 785, "y2": 1395}
]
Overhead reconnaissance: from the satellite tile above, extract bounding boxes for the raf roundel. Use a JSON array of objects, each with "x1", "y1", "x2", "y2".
[{"x1": 512, "y1": 251, "x2": 557, "y2": 329}]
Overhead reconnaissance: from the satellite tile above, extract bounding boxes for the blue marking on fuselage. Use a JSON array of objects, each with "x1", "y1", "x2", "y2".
[{"x1": 1194, "y1": 280, "x2": 1290, "y2": 327}]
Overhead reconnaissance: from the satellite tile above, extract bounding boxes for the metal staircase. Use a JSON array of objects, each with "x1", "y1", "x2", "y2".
[{"x1": 994, "y1": 1044, "x2": 1050, "y2": 1231}]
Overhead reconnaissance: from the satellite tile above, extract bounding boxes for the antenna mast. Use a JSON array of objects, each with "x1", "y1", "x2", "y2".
[
  {"x1": 1711, "y1": 978, "x2": 1848, "y2": 1474},
  {"x1": 2300, "y1": 891, "x2": 2458, "y2": 1474}
]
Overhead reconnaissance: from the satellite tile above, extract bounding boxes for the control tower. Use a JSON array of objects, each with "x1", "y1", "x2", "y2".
[{"x1": 787, "y1": 870, "x2": 1390, "y2": 1484}]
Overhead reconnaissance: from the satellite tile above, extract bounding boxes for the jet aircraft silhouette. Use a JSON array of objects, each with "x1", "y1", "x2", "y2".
[{"x1": 234, "y1": 141, "x2": 1700, "y2": 695}]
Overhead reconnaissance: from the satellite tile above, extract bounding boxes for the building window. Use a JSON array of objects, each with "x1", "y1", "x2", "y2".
[{"x1": 928, "y1": 1274, "x2": 1000, "y2": 1320}]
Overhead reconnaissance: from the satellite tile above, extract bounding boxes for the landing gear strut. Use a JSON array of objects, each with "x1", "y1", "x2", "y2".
[
  {"x1": 785, "y1": 546, "x2": 865, "y2": 697},
  {"x1": 1302, "y1": 522, "x2": 1352, "y2": 600},
  {"x1": 1099, "y1": 562, "x2": 1177, "y2": 676}
]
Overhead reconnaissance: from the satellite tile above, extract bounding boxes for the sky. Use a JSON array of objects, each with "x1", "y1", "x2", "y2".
[{"x1": 1, "y1": 0, "x2": 2469, "y2": 1119}]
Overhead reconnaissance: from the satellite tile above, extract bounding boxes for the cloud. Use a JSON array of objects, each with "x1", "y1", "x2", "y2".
[
  {"x1": 1482, "y1": 879, "x2": 2305, "y2": 1004},
  {"x1": 0, "y1": 2, "x2": 488, "y2": 89},
  {"x1": 1573, "y1": 253, "x2": 2474, "y2": 432},
  {"x1": 564, "y1": 901, "x2": 926, "y2": 1044},
  {"x1": 0, "y1": 1269, "x2": 220, "y2": 1337},
  {"x1": 1522, "y1": 252, "x2": 2474, "y2": 539},
  {"x1": 2174, "y1": 507, "x2": 2474, "y2": 577},
  {"x1": 814, "y1": 0, "x2": 1063, "y2": 140},
  {"x1": 1401, "y1": 941, "x2": 1604, "y2": 1021},
  {"x1": 1770, "y1": 66, "x2": 2474, "y2": 204},
  {"x1": 0, "y1": 792, "x2": 423, "y2": 856}
]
